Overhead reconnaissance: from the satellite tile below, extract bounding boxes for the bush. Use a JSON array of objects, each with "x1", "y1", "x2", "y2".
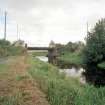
[
  {"x1": 83, "y1": 19, "x2": 105, "y2": 64},
  {"x1": 8, "y1": 46, "x2": 25, "y2": 56},
  {"x1": 0, "y1": 39, "x2": 25, "y2": 57}
]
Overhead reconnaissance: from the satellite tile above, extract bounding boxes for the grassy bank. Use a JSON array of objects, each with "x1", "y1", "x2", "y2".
[
  {"x1": 32, "y1": 51, "x2": 48, "y2": 57},
  {"x1": 58, "y1": 52, "x2": 83, "y2": 66},
  {"x1": 28, "y1": 56, "x2": 80, "y2": 105},
  {"x1": 28, "y1": 55, "x2": 105, "y2": 105},
  {"x1": 1, "y1": 55, "x2": 105, "y2": 105}
]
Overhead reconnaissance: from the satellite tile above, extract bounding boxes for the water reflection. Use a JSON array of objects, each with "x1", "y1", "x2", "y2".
[
  {"x1": 59, "y1": 64, "x2": 105, "y2": 86},
  {"x1": 36, "y1": 56, "x2": 86, "y2": 84},
  {"x1": 59, "y1": 66, "x2": 86, "y2": 84},
  {"x1": 59, "y1": 67, "x2": 84, "y2": 77},
  {"x1": 36, "y1": 56, "x2": 48, "y2": 62},
  {"x1": 36, "y1": 56, "x2": 105, "y2": 86}
]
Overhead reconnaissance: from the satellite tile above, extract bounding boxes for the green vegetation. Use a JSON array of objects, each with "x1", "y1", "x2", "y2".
[
  {"x1": 81, "y1": 19, "x2": 105, "y2": 86},
  {"x1": 56, "y1": 41, "x2": 84, "y2": 66},
  {"x1": 0, "y1": 93, "x2": 24, "y2": 105},
  {"x1": 98, "y1": 61, "x2": 105, "y2": 68},
  {"x1": 32, "y1": 51, "x2": 48, "y2": 57},
  {"x1": 1, "y1": 19, "x2": 105, "y2": 104},
  {"x1": 0, "y1": 56, "x2": 49, "y2": 105},
  {"x1": 0, "y1": 63, "x2": 8, "y2": 76},
  {"x1": 28, "y1": 56, "x2": 80, "y2": 105},
  {"x1": 0, "y1": 39, "x2": 26, "y2": 57},
  {"x1": 83, "y1": 19, "x2": 105, "y2": 64},
  {"x1": 1, "y1": 54, "x2": 105, "y2": 105},
  {"x1": 15, "y1": 75, "x2": 28, "y2": 81},
  {"x1": 56, "y1": 41, "x2": 84, "y2": 55},
  {"x1": 28, "y1": 56, "x2": 105, "y2": 105},
  {"x1": 0, "y1": 58, "x2": 24, "y2": 105},
  {"x1": 75, "y1": 85, "x2": 105, "y2": 105},
  {"x1": 0, "y1": 40, "x2": 11, "y2": 57},
  {"x1": 58, "y1": 52, "x2": 83, "y2": 65},
  {"x1": 8, "y1": 46, "x2": 26, "y2": 56}
]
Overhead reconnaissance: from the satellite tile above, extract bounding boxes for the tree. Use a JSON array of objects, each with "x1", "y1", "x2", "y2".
[
  {"x1": 0, "y1": 40, "x2": 11, "y2": 56},
  {"x1": 83, "y1": 19, "x2": 105, "y2": 64}
]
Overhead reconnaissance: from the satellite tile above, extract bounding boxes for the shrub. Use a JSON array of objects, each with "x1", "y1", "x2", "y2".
[
  {"x1": 83, "y1": 19, "x2": 105, "y2": 64},
  {"x1": 0, "y1": 39, "x2": 26, "y2": 57}
]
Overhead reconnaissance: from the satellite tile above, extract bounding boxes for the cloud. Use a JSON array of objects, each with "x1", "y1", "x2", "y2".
[{"x1": 0, "y1": 0, "x2": 105, "y2": 46}]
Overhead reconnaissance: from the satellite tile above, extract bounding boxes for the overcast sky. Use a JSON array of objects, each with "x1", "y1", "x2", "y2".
[{"x1": 0, "y1": 0, "x2": 105, "y2": 46}]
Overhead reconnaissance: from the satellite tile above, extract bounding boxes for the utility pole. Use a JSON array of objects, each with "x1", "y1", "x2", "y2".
[
  {"x1": 87, "y1": 22, "x2": 89, "y2": 36},
  {"x1": 4, "y1": 11, "x2": 7, "y2": 40}
]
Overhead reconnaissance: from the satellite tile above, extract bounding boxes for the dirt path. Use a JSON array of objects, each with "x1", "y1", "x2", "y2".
[{"x1": 0, "y1": 56, "x2": 50, "y2": 105}]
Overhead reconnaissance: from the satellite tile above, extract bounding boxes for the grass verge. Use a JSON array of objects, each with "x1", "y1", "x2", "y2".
[{"x1": 28, "y1": 55, "x2": 105, "y2": 105}]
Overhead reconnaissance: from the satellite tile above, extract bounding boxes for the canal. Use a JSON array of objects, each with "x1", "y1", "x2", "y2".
[{"x1": 36, "y1": 56, "x2": 86, "y2": 84}]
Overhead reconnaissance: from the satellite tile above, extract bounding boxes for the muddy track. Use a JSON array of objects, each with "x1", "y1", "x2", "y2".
[{"x1": 0, "y1": 56, "x2": 50, "y2": 105}]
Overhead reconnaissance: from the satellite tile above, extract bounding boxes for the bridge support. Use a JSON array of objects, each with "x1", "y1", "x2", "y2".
[
  {"x1": 48, "y1": 48, "x2": 57, "y2": 65},
  {"x1": 27, "y1": 45, "x2": 58, "y2": 65}
]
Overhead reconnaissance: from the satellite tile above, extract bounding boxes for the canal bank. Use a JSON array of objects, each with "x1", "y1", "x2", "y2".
[
  {"x1": 28, "y1": 55, "x2": 105, "y2": 105},
  {"x1": 36, "y1": 56, "x2": 86, "y2": 84}
]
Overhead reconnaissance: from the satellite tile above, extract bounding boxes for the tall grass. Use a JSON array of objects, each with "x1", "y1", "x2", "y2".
[
  {"x1": 28, "y1": 57, "x2": 81, "y2": 105},
  {"x1": 75, "y1": 85, "x2": 105, "y2": 105},
  {"x1": 28, "y1": 56, "x2": 105, "y2": 105},
  {"x1": 0, "y1": 93, "x2": 24, "y2": 105}
]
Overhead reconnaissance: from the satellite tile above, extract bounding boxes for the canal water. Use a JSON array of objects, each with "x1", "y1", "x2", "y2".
[
  {"x1": 36, "y1": 56, "x2": 48, "y2": 62},
  {"x1": 36, "y1": 56, "x2": 105, "y2": 86},
  {"x1": 36, "y1": 56, "x2": 86, "y2": 84}
]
